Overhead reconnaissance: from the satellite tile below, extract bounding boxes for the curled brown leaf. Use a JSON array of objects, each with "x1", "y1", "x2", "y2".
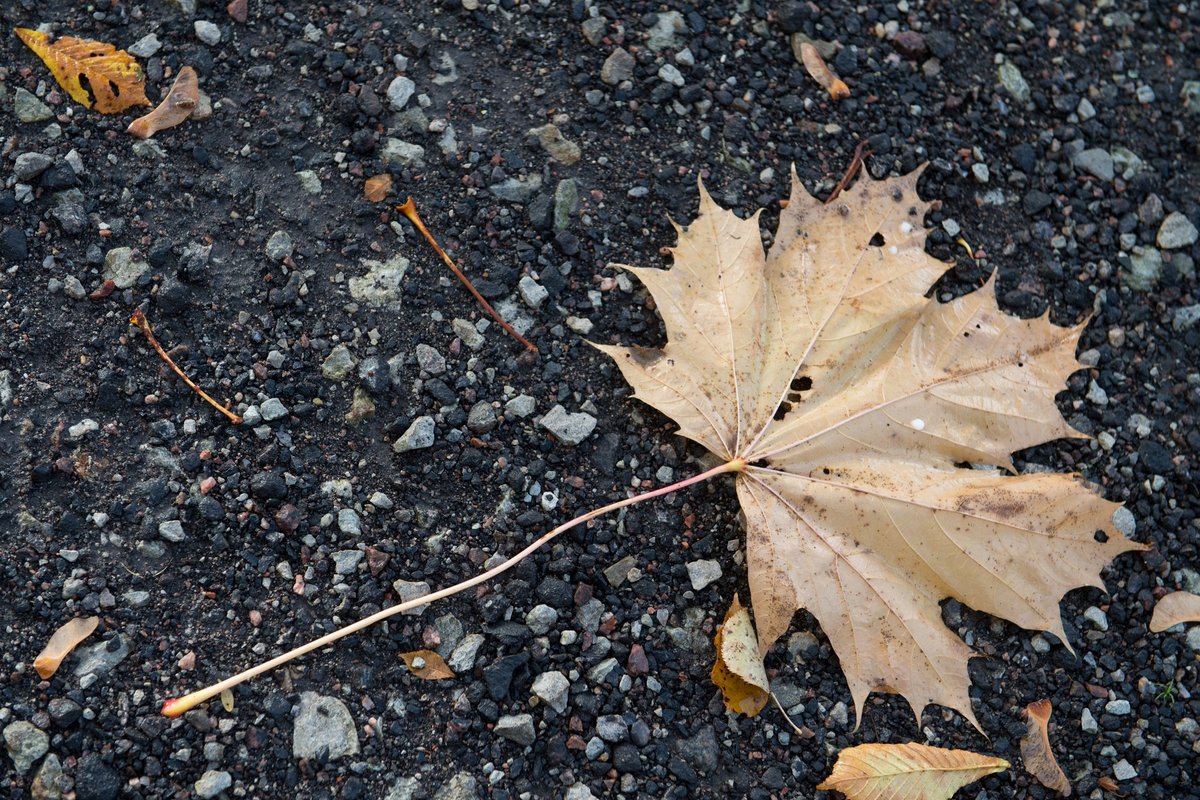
[
  {"x1": 127, "y1": 66, "x2": 199, "y2": 139},
  {"x1": 1020, "y1": 699, "x2": 1071, "y2": 795},
  {"x1": 33, "y1": 616, "x2": 100, "y2": 679},
  {"x1": 711, "y1": 594, "x2": 770, "y2": 716},
  {"x1": 1149, "y1": 591, "x2": 1200, "y2": 632}
]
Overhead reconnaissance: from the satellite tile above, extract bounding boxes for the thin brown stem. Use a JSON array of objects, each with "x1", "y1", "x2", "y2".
[
  {"x1": 161, "y1": 457, "x2": 745, "y2": 717},
  {"x1": 397, "y1": 197, "x2": 538, "y2": 353},
  {"x1": 130, "y1": 309, "x2": 242, "y2": 425},
  {"x1": 824, "y1": 140, "x2": 872, "y2": 205}
]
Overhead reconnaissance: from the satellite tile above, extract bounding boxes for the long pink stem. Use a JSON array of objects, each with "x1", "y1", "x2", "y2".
[{"x1": 162, "y1": 457, "x2": 745, "y2": 717}]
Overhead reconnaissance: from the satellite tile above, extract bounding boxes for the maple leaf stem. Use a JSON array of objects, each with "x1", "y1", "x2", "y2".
[
  {"x1": 397, "y1": 197, "x2": 539, "y2": 353},
  {"x1": 160, "y1": 457, "x2": 745, "y2": 717},
  {"x1": 129, "y1": 309, "x2": 242, "y2": 425}
]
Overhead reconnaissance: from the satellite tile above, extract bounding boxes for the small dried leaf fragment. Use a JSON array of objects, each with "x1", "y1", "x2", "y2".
[
  {"x1": 15, "y1": 28, "x2": 150, "y2": 113},
  {"x1": 1020, "y1": 699, "x2": 1071, "y2": 795},
  {"x1": 33, "y1": 616, "x2": 100, "y2": 679},
  {"x1": 127, "y1": 66, "x2": 199, "y2": 139},
  {"x1": 799, "y1": 41, "x2": 850, "y2": 100},
  {"x1": 1149, "y1": 591, "x2": 1200, "y2": 632},
  {"x1": 364, "y1": 174, "x2": 394, "y2": 202},
  {"x1": 711, "y1": 594, "x2": 770, "y2": 715},
  {"x1": 399, "y1": 649, "x2": 454, "y2": 680},
  {"x1": 818, "y1": 742, "x2": 1009, "y2": 800},
  {"x1": 220, "y1": 688, "x2": 235, "y2": 712}
]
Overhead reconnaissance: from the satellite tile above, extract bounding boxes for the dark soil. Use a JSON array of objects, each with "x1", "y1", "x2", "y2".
[{"x1": 1, "y1": 1, "x2": 1198, "y2": 799}]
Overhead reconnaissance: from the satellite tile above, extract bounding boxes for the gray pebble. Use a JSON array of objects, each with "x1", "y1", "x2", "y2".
[
  {"x1": 194, "y1": 20, "x2": 221, "y2": 46},
  {"x1": 532, "y1": 671, "x2": 570, "y2": 713},
  {"x1": 293, "y1": 692, "x2": 359, "y2": 760},
  {"x1": 525, "y1": 604, "x2": 559, "y2": 635},
  {"x1": 393, "y1": 416, "x2": 436, "y2": 452},
  {"x1": 337, "y1": 509, "x2": 361, "y2": 536},
  {"x1": 495, "y1": 713, "x2": 536, "y2": 745},
  {"x1": 259, "y1": 398, "x2": 288, "y2": 421},
  {"x1": 600, "y1": 47, "x2": 635, "y2": 85},
  {"x1": 159, "y1": 520, "x2": 186, "y2": 542},
  {"x1": 415, "y1": 343, "x2": 446, "y2": 375},
  {"x1": 448, "y1": 633, "x2": 485, "y2": 672},
  {"x1": 539, "y1": 405, "x2": 596, "y2": 445},
  {"x1": 3, "y1": 721, "x2": 48, "y2": 774},
  {"x1": 332, "y1": 550, "x2": 363, "y2": 575},
  {"x1": 194, "y1": 770, "x2": 232, "y2": 799},
  {"x1": 321, "y1": 345, "x2": 357, "y2": 380},
  {"x1": 686, "y1": 559, "x2": 723, "y2": 591},
  {"x1": 1081, "y1": 707, "x2": 1099, "y2": 733},
  {"x1": 1157, "y1": 211, "x2": 1198, "y2": 249},
  {"x1": 265, "y1": 230, "x2": 293, "y2": 262},
  {"x1": 387, "y1": 76, "x2": 415, "y2": 110}
]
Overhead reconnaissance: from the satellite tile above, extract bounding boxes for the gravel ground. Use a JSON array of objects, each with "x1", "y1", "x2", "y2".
[{"x1": 2, "y1": 1, "x2": 1199, "y2": 798}]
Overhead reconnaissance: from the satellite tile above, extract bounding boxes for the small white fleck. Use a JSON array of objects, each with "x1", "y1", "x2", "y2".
[
  {"x1": 899, "y1": 221, "x2": 913, "y2": 234},
  {"x1": 889, "y1": 245, "x2": 898, "y2": 254},
  {"x1": 911, "y1": 418, "x2": 925, "y2": 430}
]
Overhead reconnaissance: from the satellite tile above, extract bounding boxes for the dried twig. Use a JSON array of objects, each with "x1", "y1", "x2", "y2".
[
  {"x1": 129, "y1": 309, "x2": 242, "y2": 424},
  {"x1": 824, "y1": 140, "x2": 872, "y2": 205},
  {"x1": 397, "y1": 197, "x2": 538, "y2": 353}
]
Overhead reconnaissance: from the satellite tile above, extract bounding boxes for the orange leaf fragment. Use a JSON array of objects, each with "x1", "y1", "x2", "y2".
[
  {"x1": 1020, "y1": 699, "x2": 1071, "y2": 796},
  {"x1": 399, "y1": 649, "x2": 454, "y2": 680},
  {"x1": 15, "y1": 27, "x2": 150, "y2": 114},
  {"x1": 1149, "y1": 591, "x2": 1200, "y2": 632},
  {"x1": 818, "y1": 742, "x2": 1009, "y2": 800},
  {"x1": 127, "y1": 66, "x2": 199, "y2": 139},
  {"x1": 33, "y1": 616, "x2": 100, "y2": 679},
  {"x1": 799, "y1": 41, "x2": 850, "y2": 100},
  {"x1": 364, "y1": 174, "x2": 394, "y2": 203},
  {"x1": 711, "y1": 594, "x2": 770, "y2": 716}
]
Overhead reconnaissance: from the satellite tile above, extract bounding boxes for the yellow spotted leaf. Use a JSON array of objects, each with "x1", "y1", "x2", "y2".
[
  {"x1": 399, "y1": 649, "x2": 455, "y2": 680},
  {"x1": 16, "y1": 27, "x2": 150, "y2": 113},
  {"x1": 818, "y1": 742, "x2": 1009, "y2": 800},
  {"x1": 711, "y1": 594, "x2": 770, "y2": 715},
  {"x1": 33, "y1": 616, "x2": 100, "y2": 679}
]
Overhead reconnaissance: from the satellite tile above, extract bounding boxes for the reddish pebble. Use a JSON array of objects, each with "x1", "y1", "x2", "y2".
[
  {"x1": 200, "y1": 476, "x2": 217, "y2": 494},
  {"x1": 177, "y1": 651, "x2": 196, "y2": 670},
  {"x1": 627, "y1": 644, "x2": 650, "y2": 676},
  {"x1": 566, "y1": 734, "x2": 587, "y2": 751},
  {"x1": 249, "y1": 610, "x2": 262, "y2": 626},
  {"x1": 274, "y1": 503, "x2": 302, "y2": 533},
  {"x1": 227, "y1": 0, "x2": 248, "y2": 22}
]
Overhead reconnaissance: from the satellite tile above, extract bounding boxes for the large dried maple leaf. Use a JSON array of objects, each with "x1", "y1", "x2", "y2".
[{"x1": 595, "y1": 167, "x2": 1145, "y2": 727}]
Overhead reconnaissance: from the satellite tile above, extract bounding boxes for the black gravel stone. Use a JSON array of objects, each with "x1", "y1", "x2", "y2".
[
  {"x1": 536, "y1": 576, "x2": 573, "y2": 608},
  {"x1": 40, "y1": 162, "x2": 78, "y2": 190},
  {"x1": 0, "y1": 227, "x2": 27, "y2": 260},
  {"x1": 1023, "y1": 190, "x2": 1053, "y2": 215},
  {"x1": 250, "y1": 471, "x2": 288, "y2": 499},
  {"x1": 75, "y1": 753, "x2": 121, "y2": 800},
  {"x1": 48, "y1": 697, "x2": 82, "y2": 726},
  {"x1": 1138, "y1": 441, "x2": 1173, "y2": 474},
  {"x1": 483, "y1": 652, "x2": 530, "y2": 700}
]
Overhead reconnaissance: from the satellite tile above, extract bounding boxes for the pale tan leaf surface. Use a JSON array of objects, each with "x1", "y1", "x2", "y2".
[
  {"x1": 711, "y1": 595, "x2": 770, "y2": 715},
  {"x1": 1020, "y1": 699, "x2": 1071, "y2": 795},
  {"x1": 596, "y1": 168, "x2": 1146, "y2": 727},
  {"x1": 16, "y1": 28, "x2": 150, "y2": 113},
  {"x1": 399, "y1": 649, "x2": 454, "y2": 680},
  {"x1": 127, "y1": 66, "x2": 199, "y2": 139},
  {"x1": 1149, "y1": 591, "x2": 1200, "y2": 632},
  {"x1": 33, "y1": 616, "x2": 99, "y2": 679},
  {"x1": 817, "y1": 742, "x2": 1009, "y2": 800}
]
